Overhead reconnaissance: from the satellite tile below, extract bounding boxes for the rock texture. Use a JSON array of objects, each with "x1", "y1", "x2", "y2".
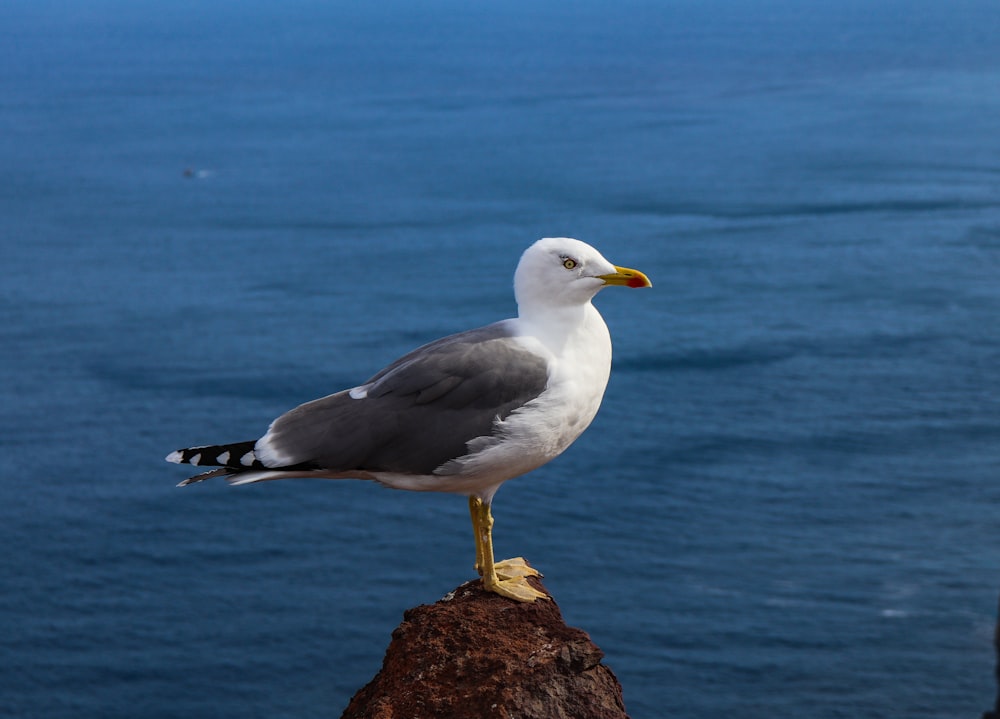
[
  {"x1": 983, "y1": 595, "x2": 1000, "y2": 719},
  {"x1": 341, "y1": 574, "x2": 630, "y2": 719}
]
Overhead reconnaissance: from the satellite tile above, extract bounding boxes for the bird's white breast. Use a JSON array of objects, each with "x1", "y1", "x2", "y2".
[
  {"x1": 368, "y1": 303, "x2": 613, "y2": 502},
  {"x1": 444, "y1": 304, "x2": 611, "y2": 486}
]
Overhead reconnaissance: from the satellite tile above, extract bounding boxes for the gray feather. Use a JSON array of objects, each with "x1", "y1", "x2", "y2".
[{"x1": 260, "y1": 321, "x2": 549, "y2": 475}]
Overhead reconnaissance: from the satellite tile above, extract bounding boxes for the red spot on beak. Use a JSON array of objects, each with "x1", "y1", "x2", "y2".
[{"x1": 627, "y1": 276, "x2": 647, "y2": 288}]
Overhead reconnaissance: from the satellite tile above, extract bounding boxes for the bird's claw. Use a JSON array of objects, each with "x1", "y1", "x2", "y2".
[
  {"x1": 494, "y1": 556, "x2": 542, "y2": 580},
  {"x1": 481, "y1": 556, "x2": 548, "y2": 602}
]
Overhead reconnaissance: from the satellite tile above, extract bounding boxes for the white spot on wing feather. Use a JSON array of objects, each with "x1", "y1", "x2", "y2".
[
  {"x1": 217, "y1": 451, "x2": 230, "y2": 465},
  {"x1": 349, "y1": 385, "x2": 368, "y2": 399},
  {"x1": 240, "y1": 451, "x2": 256, "y2": 466}
]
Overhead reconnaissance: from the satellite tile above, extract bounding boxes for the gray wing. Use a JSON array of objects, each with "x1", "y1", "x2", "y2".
[{"x1": 256, "y1": 321, "x2": 549, "y2": 475}]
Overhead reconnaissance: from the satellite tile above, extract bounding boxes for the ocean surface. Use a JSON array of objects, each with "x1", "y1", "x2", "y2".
[{"x1": 3, "y1": 1, "x2": 1000, "y2": 717}]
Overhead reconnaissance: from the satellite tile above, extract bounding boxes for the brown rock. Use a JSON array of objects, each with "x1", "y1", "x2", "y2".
[
  {"x1": 341, "y1": 575, "x2": 630, "y2": 719},
  {"x1": 984, "y1": 594, "x2": 1000, "y2": 719}
]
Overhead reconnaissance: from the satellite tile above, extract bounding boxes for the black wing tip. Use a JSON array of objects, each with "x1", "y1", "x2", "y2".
[
  {"x1": 168, "y1": 440, "x2": 267, "y2": 486},
  {"x1": 176, "y1": 467, "x2": 232, "y2": 487},
  {"x1": 165, "y1": 441, "x2": 263, "y2": 468}
]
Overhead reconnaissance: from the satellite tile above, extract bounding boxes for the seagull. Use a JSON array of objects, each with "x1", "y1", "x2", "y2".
[{"x1": 167, "y1": 237, "x2": 651, "y2": 602}]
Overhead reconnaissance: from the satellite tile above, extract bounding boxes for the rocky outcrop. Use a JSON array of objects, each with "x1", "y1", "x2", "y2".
[
  {"x1": 341, "y1": 574, "x2": 630, "y2": 719},
  {"x1": 984, "y1": 595, "x2": 1000, "y2": 719}
]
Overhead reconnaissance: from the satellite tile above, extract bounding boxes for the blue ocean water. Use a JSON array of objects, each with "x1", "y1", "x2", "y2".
[{"x1": 3, "y1": 0, "x2": 1000, "y2": 716}]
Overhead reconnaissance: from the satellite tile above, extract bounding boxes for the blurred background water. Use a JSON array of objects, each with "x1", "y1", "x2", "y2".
[{"x1": 2, "y1": 1, "x2": 1000, "y2": 717}]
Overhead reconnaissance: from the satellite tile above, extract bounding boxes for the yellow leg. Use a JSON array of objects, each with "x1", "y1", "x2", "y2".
[
  {"x1": 469, "y1": 496, "x2": 486, "y2": 575},
  {"x1": 468, "y1": 496, "x2": 548, "y2": 602}
]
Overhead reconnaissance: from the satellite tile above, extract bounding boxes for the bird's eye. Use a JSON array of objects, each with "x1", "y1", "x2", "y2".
[{"x1": 562, "y1": 258, "x2": 577, "y2": 270}]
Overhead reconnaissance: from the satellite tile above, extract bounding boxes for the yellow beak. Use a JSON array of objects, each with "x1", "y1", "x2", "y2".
[{"x1": 598, "y1": 265, "x2": 652, "y2": 288}]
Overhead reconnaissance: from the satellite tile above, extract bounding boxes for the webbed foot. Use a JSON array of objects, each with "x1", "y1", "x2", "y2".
[
  {"x1": 484, "y1": 572, "x2": 549, "y2": 602},
  {"x1": 494, "y1": 556, "x2": 542, "y2": 580}
]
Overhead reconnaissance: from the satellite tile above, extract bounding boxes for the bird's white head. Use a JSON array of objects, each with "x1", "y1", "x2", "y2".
[{"x1": 513, "y1": 237, "x2": 651, "y2": 319}]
